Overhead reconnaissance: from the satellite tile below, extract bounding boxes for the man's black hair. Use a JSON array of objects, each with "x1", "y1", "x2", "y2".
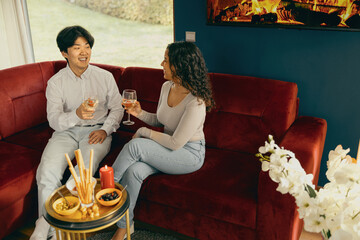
[{"x1": 56, "y1": 25, "x2": 94, "y2": 53}]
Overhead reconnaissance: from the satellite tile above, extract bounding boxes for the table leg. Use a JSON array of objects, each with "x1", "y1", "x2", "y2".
[
  {"x1": 57, "y1": 230, "x2": 86, "y2": 240},
  {"x1": 126, "y1": 209, "x2": 131, "y2": 240},
  {"x1": 72, "y1": 232, "x2": 84, "y2": 239},
  {"x1": 65, "y1": 231, "x2": 71, "y2": 240},
  {"x1": 56, "y1": 229, "x2": 60, "y2": 240}
]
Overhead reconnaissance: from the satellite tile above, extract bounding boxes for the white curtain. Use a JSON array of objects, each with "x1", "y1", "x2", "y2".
[{"x1": 0, "y1": 0, "x2": 34, "y2": 70}]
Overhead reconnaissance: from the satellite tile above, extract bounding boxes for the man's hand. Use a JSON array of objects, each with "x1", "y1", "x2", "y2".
[
  {"x1": 76, "y1": 103, "x2": 95, "y2": 120},
  {"x1": 89, "y1": 130, "x2": 107, "y2": 144}
]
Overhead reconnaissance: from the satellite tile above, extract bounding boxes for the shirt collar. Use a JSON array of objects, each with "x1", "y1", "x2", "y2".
[{"x1": 66, "y1": 64, "x2": 93, "y2": 80}]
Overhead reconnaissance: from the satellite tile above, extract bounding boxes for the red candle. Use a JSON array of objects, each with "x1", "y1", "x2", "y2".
[{"x1": 100, "y1": 165, "x2": 115, "y2": 189}]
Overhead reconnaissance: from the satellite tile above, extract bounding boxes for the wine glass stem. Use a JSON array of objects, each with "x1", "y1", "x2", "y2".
[{"x1": 127, "y1": 113, "x2": 131, "y2": 122}]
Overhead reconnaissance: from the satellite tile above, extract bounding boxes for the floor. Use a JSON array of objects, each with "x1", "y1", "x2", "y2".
[{"x1": 4, "y1": 219, "x2": 323, "y2": 240}]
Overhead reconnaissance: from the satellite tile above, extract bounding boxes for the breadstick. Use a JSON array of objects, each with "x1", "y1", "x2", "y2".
[
  {"x1": 65, "y1": 153, "x2": 81, "y2": 186},
  {"x1": 69, "y1": 168, "x2": 83, "y2": 197},
  {"x1": 86, "y1": 181, "x2": 92, "y2": 203},
  {"x1": 89, "y1": 149, "x2": 94, "y2": 177},
  {"x1": 65, "y1": 154, "x2": 86, "y2": 202},
  {"x1": 68, "y1": 167, "x2": 79, "y2": 184},
  {"x1": 91, "y1": 180, "x2": 96, "y2": 193},
  {"x1": 89, "y1": 180, "x2": 96, "y2": 203},
  {"x1": 65, "y1": 153, "x2": 74, "y2": 169},
  {"x1": 79, "y1": 150, "x2": 87, "y2": 194},
  {"x1": 88, "y1": 149, "x2": 94, "y2": 202},
  {"x1": 75, "y1": 181, "x2": 85, "y2": 203},
  {"x1": 85, "y1": 176, "x2": 90, "y2": 203},
  {"x1": 85, "y1": 169, "x2": 90, "y2": 197},
  {"x1": 83, "y1": 185, "x2": 87, "y2": 203},
  {"x1": 79, "y1": 149, "x2": 86, "y2": 173},
  {"x1": 75, "y1": 149, "x2": 86, "y2": 194}
]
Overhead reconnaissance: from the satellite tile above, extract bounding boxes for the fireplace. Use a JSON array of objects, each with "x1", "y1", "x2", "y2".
[{"x1": 207, "y1": 0, "x2": 360, "y2": 30}]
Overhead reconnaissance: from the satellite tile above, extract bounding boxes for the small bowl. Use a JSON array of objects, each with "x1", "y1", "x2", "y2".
[
  {"x1": 52, "y1": 196, "x2": 80, "y2": 216},
  {"x1": 96, "y1": 188, "x2": 122, "y2": 207},
  {"x1": 66, "y1": 177, "x2": 96, "y2": 196}
]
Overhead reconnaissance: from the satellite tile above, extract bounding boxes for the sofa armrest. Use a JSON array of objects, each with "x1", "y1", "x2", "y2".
[{"x1": 256, "y1": 116, "x2": 327, "y2": 240}]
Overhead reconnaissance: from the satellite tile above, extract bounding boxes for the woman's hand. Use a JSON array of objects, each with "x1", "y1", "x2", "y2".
[
  {"x1": 124, "y1": 100, "x2": 142, "y2": 117},
  {"x1": 132, "y1": 127, "x2": 151, "y2": 139}
]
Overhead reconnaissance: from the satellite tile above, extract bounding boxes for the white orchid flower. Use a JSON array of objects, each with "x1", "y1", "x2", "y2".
[
  {"x1": 256, "y1": 136, "x2": 360, "y2": 239},
  {"x1": 303, "y1": 210, "x2": 327, "y2": 233},
  {"x1": 333, "y1": 164, "x2": 360, "y2": 185},
  {"x1": 330, "y1": 228, "x2": 353, "y2": 240},
  {"x1": 261, "y1": 161, "x2": 270, "y2": 172}
]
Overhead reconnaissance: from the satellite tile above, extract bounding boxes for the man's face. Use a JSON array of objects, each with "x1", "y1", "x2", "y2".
[{"x1": 61, "y1": 36, "x2": 91, "y2": 76}]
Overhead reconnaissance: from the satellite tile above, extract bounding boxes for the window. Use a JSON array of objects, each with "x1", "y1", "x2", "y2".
[{"x1": 27, "y1": 0, "x2": 173, "y2": 68}]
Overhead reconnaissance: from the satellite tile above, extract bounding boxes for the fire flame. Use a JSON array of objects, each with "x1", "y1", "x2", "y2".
[{"x1": 210, "y1": 0, "x2": 360, "y2": 27}]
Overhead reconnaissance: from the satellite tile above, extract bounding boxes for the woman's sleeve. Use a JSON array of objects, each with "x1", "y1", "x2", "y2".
[
  {"x1": 137, "y1": 110, "x2": 163, "y2": 127},
  {"x1": 136, "y1": 81, "x2": 167, "y2": 128},
  {"x1": 149, "y1": 100, "x2": 206, "y2": 150}
]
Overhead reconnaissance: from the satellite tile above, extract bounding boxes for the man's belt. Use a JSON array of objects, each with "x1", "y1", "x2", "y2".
[{"x1": 76, "y1": 123, "x2": 103, "y2": 127}]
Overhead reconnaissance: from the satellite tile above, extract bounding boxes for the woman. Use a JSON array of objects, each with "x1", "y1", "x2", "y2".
[{"x1": 111, "y1": 41, "x2": 215, "y2": 240}]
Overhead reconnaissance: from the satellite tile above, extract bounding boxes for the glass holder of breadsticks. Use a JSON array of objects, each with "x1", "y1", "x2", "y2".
[{"x1": 65, "y1": 149, "x2": 95, "y2": 209}]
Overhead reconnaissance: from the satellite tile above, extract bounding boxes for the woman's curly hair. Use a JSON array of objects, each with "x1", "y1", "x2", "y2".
[{"x1": 167, "y1": 41, "x2": 215, "y2": 112}]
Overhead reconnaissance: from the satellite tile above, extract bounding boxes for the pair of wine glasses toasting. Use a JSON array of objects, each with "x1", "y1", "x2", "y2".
[{"x1": 84, "y1": 89, "x2": 137, "y2": 125}]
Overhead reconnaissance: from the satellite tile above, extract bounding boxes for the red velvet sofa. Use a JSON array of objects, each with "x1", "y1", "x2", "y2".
[{"x1": 0, "y1": 61, "x2": 327, "y2": 239}]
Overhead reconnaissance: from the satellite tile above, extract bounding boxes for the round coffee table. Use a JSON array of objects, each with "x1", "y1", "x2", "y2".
[{"x1": 44, "y1": 179, "x2": 131, "y2": 240}]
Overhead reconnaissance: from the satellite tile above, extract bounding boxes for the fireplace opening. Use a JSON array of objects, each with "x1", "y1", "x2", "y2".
[{"x1": 207, "y1": 0, "x2": 360, "y2": 28}]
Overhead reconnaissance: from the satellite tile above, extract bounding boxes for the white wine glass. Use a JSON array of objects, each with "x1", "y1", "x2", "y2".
[
  {"x1": 122, "y1": 89, "x2": 137, "y2": 125},
  {"x1": 84, "y1": 96, "x2": 98, "y2": 110}
]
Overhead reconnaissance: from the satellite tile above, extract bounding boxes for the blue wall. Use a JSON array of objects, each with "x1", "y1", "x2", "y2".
[{"x1": 174, "y1": 0, "x2": 360, "y2": 186}]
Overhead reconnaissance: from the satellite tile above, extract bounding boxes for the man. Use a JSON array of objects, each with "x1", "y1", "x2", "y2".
[{"x1": 30, "y1": 25, "x2": 123, "y2": 240}]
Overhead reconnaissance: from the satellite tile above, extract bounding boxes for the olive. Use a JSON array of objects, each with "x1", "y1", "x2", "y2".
[{"x1": 100, "y1": 191, "x2": 119, "y2": 201}]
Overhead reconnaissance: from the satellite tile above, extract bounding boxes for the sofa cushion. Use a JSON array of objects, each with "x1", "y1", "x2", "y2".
[
  {"x1": 96, "y1": 130, "x2": 134, "y2": 172},
  {"x1": 0, "y1": 141, "x2": 41, "y2": 209},
  {"x1": 139, "y1": 148, "x2": 261, "y2": 229},
  {"x1": 204, "y1": 110, "x2": 273, "y2": 154},
  {"x1": 0, "y1": 190, "x2": 37, "y2": 239},
  {"x1": 4, "y1": 122, "x2": 54, "y2": 152},
  {"x1": 135, "y1": 200, "x2": 257, "y2": 240}
]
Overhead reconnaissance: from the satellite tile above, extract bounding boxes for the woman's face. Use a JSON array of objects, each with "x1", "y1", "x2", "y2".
[{"x1": 161, "y1": 49, "x2": 174, "y2": 81}]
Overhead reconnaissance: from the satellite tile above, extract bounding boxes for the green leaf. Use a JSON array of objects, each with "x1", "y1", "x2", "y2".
[
  {"x1": 326, "y1": 229, "x2": 331, "y2": 238},
  {"x1": 305, "y1": 184, "x2": 317, "y2": 198}
]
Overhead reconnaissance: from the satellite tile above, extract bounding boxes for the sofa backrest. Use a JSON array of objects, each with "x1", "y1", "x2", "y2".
[
  {"x1": 0, "y1": 62, "x2": 56, "y2": 139},
  {"x1": 0, "y1": 61, "x2": 298, "y2": 154},
  {"x1": 118, "y1": 67, "x2": 166, "y2": 132},
  {"x1": 0, "y1": 61, "x2": 124, "y2": 140},
  {"x1": 204, "y1": 73, "x2": 298, "y2": 154},
  {"x1": 117, "y1": 67, "x2": 298, "y2": 154},
  {"x1": 119, "y1": 66, "x2": 164, "y2": 105}
]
